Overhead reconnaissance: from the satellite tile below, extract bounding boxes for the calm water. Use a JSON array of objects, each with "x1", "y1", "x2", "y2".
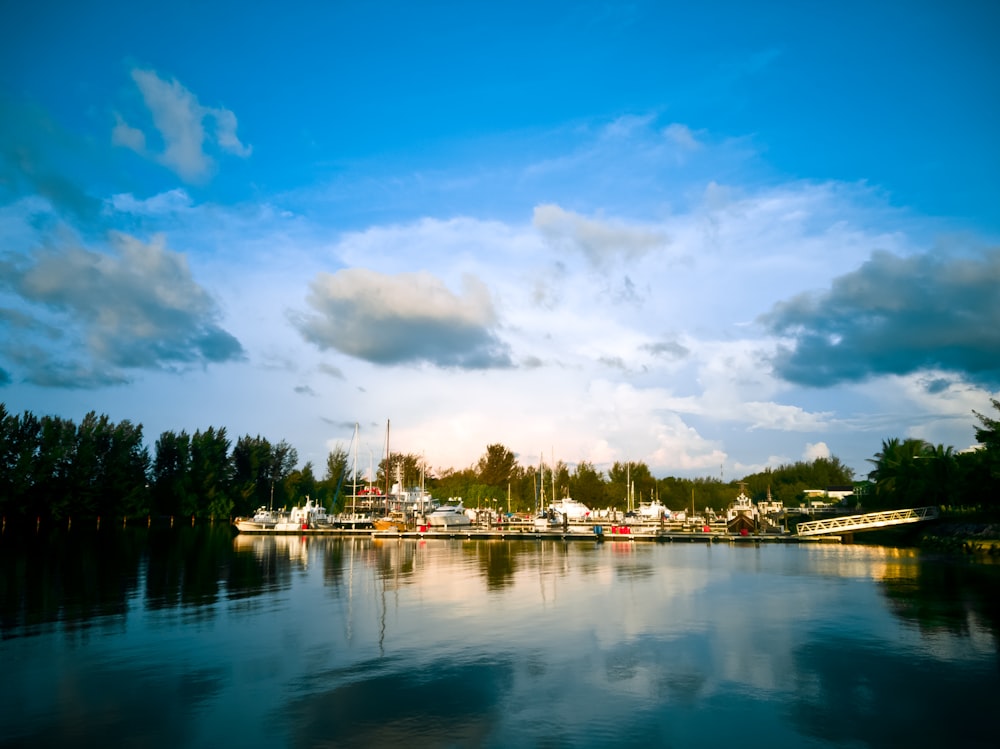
[{"x1": 2, "y1": 525, "x2": 999, "y2": 748}]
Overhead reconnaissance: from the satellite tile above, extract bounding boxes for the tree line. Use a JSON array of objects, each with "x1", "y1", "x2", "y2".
[{"x1": 2, "y1": 400, "x2": 998, "y2": 527}]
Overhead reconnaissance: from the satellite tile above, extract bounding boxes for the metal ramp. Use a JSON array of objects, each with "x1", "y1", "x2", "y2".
[{"x1": 796, "y1": 506, "x2": 939, "y2": 537}]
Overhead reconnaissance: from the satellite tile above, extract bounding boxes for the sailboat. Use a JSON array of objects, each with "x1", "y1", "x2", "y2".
[{"x1": 335, "y1": 423, "x2": 374, "y2": 530}]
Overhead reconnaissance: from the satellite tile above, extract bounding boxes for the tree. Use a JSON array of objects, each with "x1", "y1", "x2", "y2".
[
  {"x1": 33, "y1": 415, "x2": 77, "y2": 520},
  {"x1": 0, "y1": 409, "x2": 41, "y2": 520},
  {"x1": 477, "y1": 444, "x2": 517, "y2": 488},
  {"x1": 153, "y1": 430, "x2": 192, "y2": 517},
  {"x1": 605, "y1": 461, "x2": 653, "y2": 510},
  {"x1": 973, "y1": 398, "x2": 1000, "y2": 484},
  {"x1": 190, "y1": 427, "x2": 232, "y2": 519},
  {"x1": 866, "y1": 437, "x2": 932, "y2": 508},
  {"x1": 286, "y1": 462, "x2": 318, "y2": 504},
  {"x1": 323, "y1": 443, "x2": 352, "y2": 511},
  {"x1": 230, "y1": 435, "x2": 275, "y2": 515},
  {"x1": 569, "y1": 461, "x2": 605, "y2": 508}
]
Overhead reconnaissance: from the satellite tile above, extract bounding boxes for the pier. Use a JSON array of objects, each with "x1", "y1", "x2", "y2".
[
  {"x1": 369, "y1": 525, "x2": 803, "y2": 543},
  {"x1": 794, "y1": 506, "x2": 939, "y2": 537}
]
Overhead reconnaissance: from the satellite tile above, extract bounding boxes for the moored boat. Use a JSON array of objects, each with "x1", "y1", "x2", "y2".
[
  {"x1": 426, "y1": 502, "x2": 473, "y2": 529},
  {"x1": 234, "y1": 497, "x2": 331, "y2": 533}
]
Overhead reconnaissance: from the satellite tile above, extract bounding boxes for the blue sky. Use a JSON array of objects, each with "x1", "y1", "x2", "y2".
[{"x1": 2, "y1": 0, "x2": 998, "y2": 482}]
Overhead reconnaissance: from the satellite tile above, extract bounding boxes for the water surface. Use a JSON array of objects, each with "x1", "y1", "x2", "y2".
[{"x1": 2, "y1": 527, "x2": 998, "y2": 748}]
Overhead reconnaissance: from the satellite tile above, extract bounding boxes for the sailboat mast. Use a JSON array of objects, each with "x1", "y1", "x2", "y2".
[
  {"x1": 351, "y1": 422, "x2": 358, "y2": 514},
  {"x1": 384, "y1": 419, "x2": 390, "y2": 513},
  {"x1": 626, "y1": 461, "x2": 631, "y2": 512}
]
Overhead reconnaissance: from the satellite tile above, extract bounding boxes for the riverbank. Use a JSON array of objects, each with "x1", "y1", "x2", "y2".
[{"x1": 917, "y1": 521, "x2": 1000, "y2": 554}]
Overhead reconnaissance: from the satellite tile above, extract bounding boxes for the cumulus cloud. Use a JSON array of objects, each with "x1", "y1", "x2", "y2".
[
  {"x1": 0, "y1": 232, "x2": 244, "y2": 386},
  {"x1": 293, "y1": 268, "x2": 513, "y2": 369},
  {"x1": 533, "y1": 203, "x2": 668, "y2": 268},
  {"x1": 762, "y1": 248, "x2": 1000, "y2": 387},
  {"x1": 113, "y1": 68, "x2": 251, "y2": 182},
  {"x1": 803, "y1": 441, "x2": 831, "y2": 461}
]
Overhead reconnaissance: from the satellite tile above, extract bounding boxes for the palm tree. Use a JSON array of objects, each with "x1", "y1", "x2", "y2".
[{"x1": 866, "y1": 437, "x2": 932, "y2": 508}]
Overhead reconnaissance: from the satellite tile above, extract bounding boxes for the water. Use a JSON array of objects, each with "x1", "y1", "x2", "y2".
[{"x1": 2, "y1": 526, "x2": 999, "y2": 748}]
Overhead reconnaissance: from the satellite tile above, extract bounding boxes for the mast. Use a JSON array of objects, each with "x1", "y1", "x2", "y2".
[
  {"x1": 384, "y1": 419, "x2": 391, "y2": 515},
  {"x1": 550, "y1": 447, "x2": 555, "y2": 504},
  {"x1": 626, "y1": 461, "x2": 631, "y2": 512},
  {"x1": 351, "y1": 422, "x2": 359, "y2": 515}
]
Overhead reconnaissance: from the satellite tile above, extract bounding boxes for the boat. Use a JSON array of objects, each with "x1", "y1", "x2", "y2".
[
  {"x1": 723, "y1": 484, "x2": 788, "y2": 535},
  {"x1": 635, "y1": 499, "x2": 672, "y2": 522},
  {"x1": 334, "y1": 422, "x2": 375, "y2": 529},
  {"x1": 548, "y1": 496, "x2": 592, "y2": 522},
  {"x1": 373, "y1": 511, "x2": 408, "y2": 532},
  {"x1": 426, "y1": 502, "x2": 473, "y2": 529},
  {"x1": 234, "y1": 497, "x2": 329, "y2": 533},
  {"x1": 233, "y1": 506, "x2": 286, "y2": 532},
  {"x1": 725, "y1": 484, "x2": 760, "y2": 534},
  {"x1": 533, "y1": 507, "x2": 567, "y2": 531}
]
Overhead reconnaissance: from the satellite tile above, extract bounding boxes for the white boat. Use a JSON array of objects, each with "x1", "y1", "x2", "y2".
[
  {"x1": 548, "y1": 496, "x2": 592, "y2": 521},
  {"x1": 636, "y1": 499, "x2": 672, "y2": 522},
  {"x1": 533, "y1": 507, "x2": 566, "y2": 531},
  {"x1": 233, "y1": 506, "x2": 286, "y2": 532},
  {"x1": 426, "y1": 502, "x2": 473, "y2": 529},
  {"x1": 234, "y1": 497, "x2": 330, "y2": 533}
]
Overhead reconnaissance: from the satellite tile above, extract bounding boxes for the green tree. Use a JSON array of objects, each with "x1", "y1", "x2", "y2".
[
  {"x1": 152, "y1": 430, "x2": 192, "y2": 517},
  {"x1": 33, "y1": 415, "x2": 77, "y2": 520},
  {"x1": 569, "y1": 461, "x2": 605, "y2": 509},
  {"x1": 605, "y1": 461, "x2": 653, "y2": 510},
  {"x1": 973, "y1": 398, "x2": 1000, "y2": 485},
  {"x1": 190, "y1": 427, "x2": 232, "y2": 519},
  {"x1": 230, "y1": 435, "x2": 276, "y2": 515},
  {"x1": 866, "y1": 437, "x2": 932, "y2": 508},
  {"x1": 477, "y1": 443, "x2": 517, "y2": 489},
  {"x1": 0, "y1": 409, "x2": 41, "y2": 520},
  {"x1": 323, "y1": 443, "x2": 352, "y2": 511},
  {"x1": 286, "y1": 462, "x2": 318, "y2": 504}
]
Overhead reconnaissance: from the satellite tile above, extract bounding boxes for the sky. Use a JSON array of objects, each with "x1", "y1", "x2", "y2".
[{"x1": 1, "y1": 0, "x2": 998, "y2": 482}]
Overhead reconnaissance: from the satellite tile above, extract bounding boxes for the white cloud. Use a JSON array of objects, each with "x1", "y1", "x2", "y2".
[
  {"x1": 0, "y1": 231, "x2": 243, "y2": 386},
  {"x1": 111, "y1": 112, "x2": 146, "y2": 152},
  {"x1": 803, "y1": 442, "x2": 831, "y2": 461},
  {"x1": 293, "y1": 268, "x2": 512, "y2": 369},
  {"x1": 533, "y1": 203, "x2": 668, "y2": 268},
  {"x1": 114, "y1": 68, "x2": 251, "y2": 182},
  {"x1": 106, "y1": 188, "x2": 193, "y2": 216}
]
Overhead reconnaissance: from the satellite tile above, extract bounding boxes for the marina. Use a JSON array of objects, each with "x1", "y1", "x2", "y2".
[{"x1": 232, "y1": 479, "x2": 937, "y2": 542}]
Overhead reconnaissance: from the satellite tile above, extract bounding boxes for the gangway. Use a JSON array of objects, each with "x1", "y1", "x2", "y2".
[{"x1": 796, "y1": 506, "x2": 939, "y2": 537}]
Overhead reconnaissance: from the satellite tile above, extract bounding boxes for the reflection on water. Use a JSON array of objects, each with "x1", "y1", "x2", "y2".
[{"x1": 2, "y1": 529, "x2": 999, "y2": 748}]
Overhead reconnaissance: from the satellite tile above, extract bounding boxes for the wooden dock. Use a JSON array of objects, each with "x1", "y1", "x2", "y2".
[{"x1": 369, "y1": 526, "x2": 805, "y2": 543}]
